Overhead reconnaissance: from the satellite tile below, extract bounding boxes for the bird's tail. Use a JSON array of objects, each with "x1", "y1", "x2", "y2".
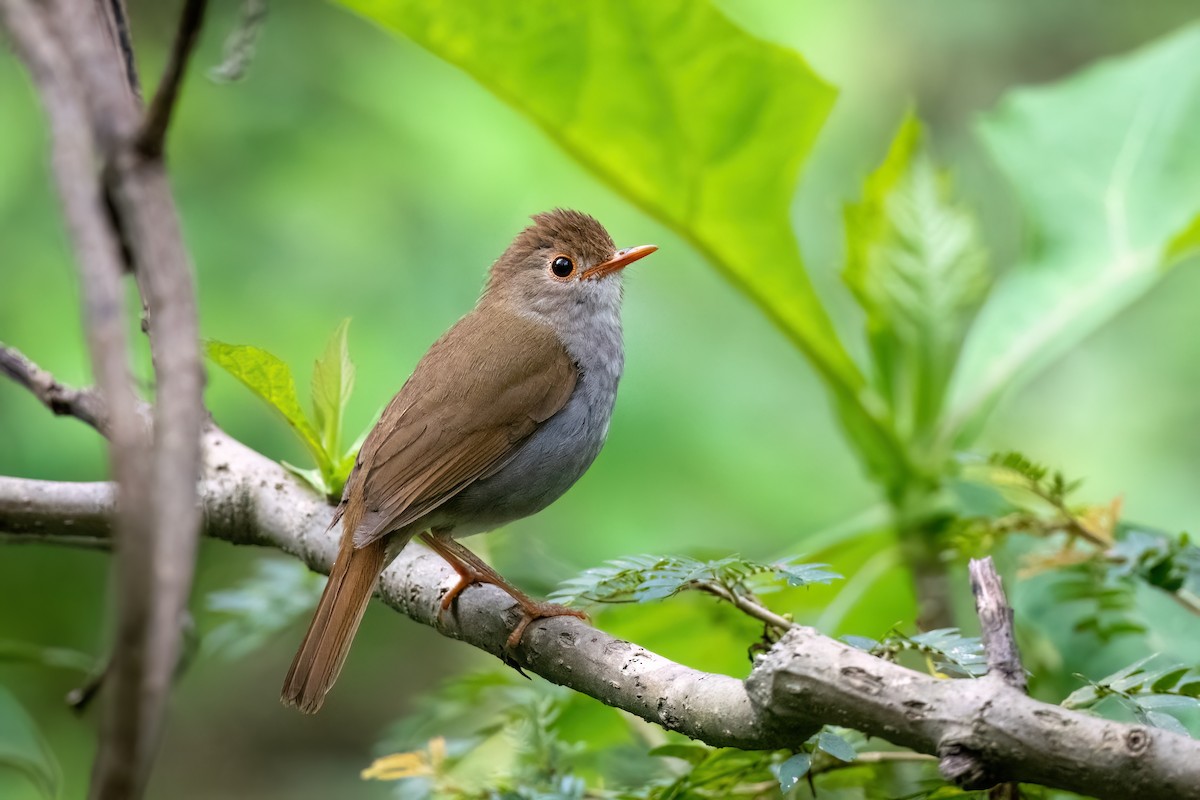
[{"x1": 281, "y1": 536, "x2": 389, "y2": 714}]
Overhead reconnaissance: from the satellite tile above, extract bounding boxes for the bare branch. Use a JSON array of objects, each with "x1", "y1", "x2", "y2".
[
  {"x1": 6, "y1": 2, "x2": 207, "y2": 797},
  {"x1": 0, "y1": 344, "x2": 108, "y2": 434},
  {"x1": 135, "y1": 0, "x2": 207, "y2": 159},
  {"x1": 2, "y1": 428, "x2": 1199, "y2": 799},
  {"x1": 961, "y1": 558, "x2": 1028, "y2": 798},
  {"x1": 693, "y1": 580, "x2": 794, "y2": 633},
  {"x1": 969, "y1": 558, "x2": 1027, "y2": 693}
]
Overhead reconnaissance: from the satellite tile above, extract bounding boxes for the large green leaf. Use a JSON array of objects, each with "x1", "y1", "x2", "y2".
[
  {"x1": 337, "y1": 0, "x2": 909, "y2": 482},
  {"x1": 946, "y1": 24, "x2": 1200, "y2": 439},
  {"x1": 0, "y1": 685, "x2": 60, "y2": 799},
  {"x1": 844, "y1": 115, "x2": 988, "y2": 447}
]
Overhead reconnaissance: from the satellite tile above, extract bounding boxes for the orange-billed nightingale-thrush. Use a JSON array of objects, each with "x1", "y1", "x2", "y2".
[{"x1": 281, "y1": 209, "x2": 656, "y2": 713}]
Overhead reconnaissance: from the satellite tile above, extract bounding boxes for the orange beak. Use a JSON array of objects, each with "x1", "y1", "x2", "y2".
[{"x1": 580, "y1": 244, "x2": 657, "y2": 280}]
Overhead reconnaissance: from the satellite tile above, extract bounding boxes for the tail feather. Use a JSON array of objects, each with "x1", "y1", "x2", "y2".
[{"x1": 281, "y1": 537, "x2": 388, "y2": 714}]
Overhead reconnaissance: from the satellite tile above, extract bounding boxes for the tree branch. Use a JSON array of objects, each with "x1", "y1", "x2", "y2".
[
  {"x1": 5, "y1": 2, "x2": 208, "y2": 797},
  {"x1": 0, "y1": 344, "x2": 108, "y2": 434},
  {"x1": 134, "y1": 0, "x2": 207, "y2": 158},
  {"x1": 959, "y1": 558, "x2": 1027, "y2": 798},
  {"x1": 1, "y1": 428, "x2": 1198, "y2": 799},
  {"x1": 969, "y1": 558, "x2": 1026, "y2": 693}
]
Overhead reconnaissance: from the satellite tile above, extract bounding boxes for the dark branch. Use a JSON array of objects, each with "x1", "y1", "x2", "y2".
[
  {"x1": 0, "y1": 344, "x2": 108, "y2": 434},
  {"x1": 135, "y1": 0, "x2": 208, "y2": 158},
  {"x1": 99, "y1": 0, "x2": 140, "y2": 97}
]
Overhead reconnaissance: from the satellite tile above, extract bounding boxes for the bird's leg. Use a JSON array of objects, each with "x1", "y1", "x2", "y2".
[{"x1": 420, "y1": 532, "x2": 587, "y2": 648}]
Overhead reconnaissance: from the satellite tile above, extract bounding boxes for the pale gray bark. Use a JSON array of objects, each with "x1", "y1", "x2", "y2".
[
  {"x1": 1, "y1": 1, "x2": 207, "y2": 797},
  {"x1": 1, "y1": 424, "x2": 1198, "y2": 799}
]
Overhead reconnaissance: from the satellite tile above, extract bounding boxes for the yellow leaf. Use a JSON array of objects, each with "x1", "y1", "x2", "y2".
[{"x1": 361, "y1": 737, "x2": 447, "y2": 781}]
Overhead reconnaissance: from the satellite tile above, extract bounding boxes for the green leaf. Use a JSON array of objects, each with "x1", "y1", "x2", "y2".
[
  {"x1": 1178, "y1": 682, "x2": 1200, "y2": 698},
  {"x1": 948, "y1": 24, "x2": 1200, "y2": 440},
  {"x1": 816, "y1": 730, "x2": 857, "y2": 762},
  {"x1": 1151, "y1": 667, "x2": 1190, "y2": 693},
  {"x1": 311, "y1": 318, "x2": 355, "y2": 459},
  {"x1": 777, "y1": 753, "x2": 811, "y2": 791},
  {"x1": 844, "y1": 115, "x2": 988, "y2": 442},
  {"x1": 0, "y1": 640, "x2": 97, "y2": 674},
  {"x1": 337, "y1": 0, "x2": 910, "y2": 487},
  {"x1": 0, "y1": 685, "x2": 61, "y2": 799},
  {"x1": 205, "y1": 558, "x2": 327, "y2": 661},
  {"x1": 281, "y1": 460, "x2": 330, "y2": 497},
  {"x1": 647, "y1": 744, "x2": 710, "y2": 765},
  {"x1": 205, "y1": 340, "x2": 328, "y2": 468},
  {"x1": 548, "y1": 554, "x2": 838, "y2": 606}
]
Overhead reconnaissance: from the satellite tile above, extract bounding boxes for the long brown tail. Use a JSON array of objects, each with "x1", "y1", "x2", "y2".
[{"x1": 281, "y1": 537, "x2": 388, "y2": 713}]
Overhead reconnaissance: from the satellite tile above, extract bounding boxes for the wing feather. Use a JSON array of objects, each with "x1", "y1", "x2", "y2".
[{"x1": 344, "y1": 309, "x2": 577, "y2": 548}]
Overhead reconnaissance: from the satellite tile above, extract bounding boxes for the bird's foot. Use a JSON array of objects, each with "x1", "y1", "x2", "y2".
[{"x1": 506, "y1": 599, "x2": 589, "y2": 650}]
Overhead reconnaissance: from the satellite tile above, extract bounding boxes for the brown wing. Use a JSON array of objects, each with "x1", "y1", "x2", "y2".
[{"x1": 343, "y1": 309, "x2": 577, "y2": 548}]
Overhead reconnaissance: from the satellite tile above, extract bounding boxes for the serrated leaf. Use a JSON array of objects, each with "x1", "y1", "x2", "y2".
[
  {"x1": 777, "y1": 753, "x2": 811, "y2": 791},
  {"x1": 816, "y1": 730, "x2": 857, "y2": 762},
  {"x1": 845, "y1": 114, "x2": 988, "y2": 438},
  {"x1": 311, "y1": 318, "x2": 355, "y2": 459},
  {"x1": 0, "y1": 685, "x2": 61, "y2": 799},
  {"x1": 948, "y1": 24, "x2": 1200, "y2": 440},
  {"x1": 205, "y1": 340, "x2": 327, "y2": 467}
]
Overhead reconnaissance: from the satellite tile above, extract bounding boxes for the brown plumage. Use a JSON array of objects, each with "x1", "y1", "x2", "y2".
[{"x1": 281, "y1": 210, "x2": 656, "y2": 713}]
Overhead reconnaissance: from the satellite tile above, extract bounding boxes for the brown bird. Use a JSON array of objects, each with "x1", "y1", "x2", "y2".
[{"x1": 282, "y1": 209, "x2": 656, "y2": 713}]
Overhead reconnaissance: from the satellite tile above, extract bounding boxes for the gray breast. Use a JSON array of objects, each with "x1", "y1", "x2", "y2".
[
  {"x1": 440, "y1": 368, "x2": 615, "y2": 536},
  {"x1": 436, "y1": 293, "x2": 625, "y2": 537}
]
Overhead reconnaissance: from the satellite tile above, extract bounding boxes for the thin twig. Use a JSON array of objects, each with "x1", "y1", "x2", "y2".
[
  {"x1": 135, "y1": 0, "x2": 208, "y2": 158},
  {"x1": 692, "y1": 580, "x2": 795, "y2": 632},
  {"x1": 0, "y1": 344, "x2": 108, "y2": 433}
]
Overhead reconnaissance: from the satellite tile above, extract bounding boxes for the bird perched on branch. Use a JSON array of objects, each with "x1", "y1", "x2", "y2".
[{"x1": 282, "y1": 209, "x2": 656, "y2": 713}]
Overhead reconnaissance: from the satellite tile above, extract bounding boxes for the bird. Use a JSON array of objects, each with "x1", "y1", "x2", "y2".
[{"x1": 281, "y1": 209, "x2": 656, "y2": 713}]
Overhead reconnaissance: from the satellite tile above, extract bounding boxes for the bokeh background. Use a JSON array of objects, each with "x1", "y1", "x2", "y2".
[{"x1": 2, "y1": 1, "x2": 1199, "y2": 798}]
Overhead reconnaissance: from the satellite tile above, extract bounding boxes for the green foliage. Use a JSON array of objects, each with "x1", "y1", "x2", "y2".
[
  {"x1": 844, "y1": 115, "x2": 988, "y2": 448},
  {"x1": 1111, "y1": 529, "x2": 1200, "y2": 595},
  {"x1": 950, "y1": 450, "x2": 1200, "y2": 641},
  {"x1": 1049, "y1": 561, "x2": 1145, "y2": 642},
  {"x1": 547, "y1": 554, "x2": 839, "y2": 607},
  {"x1": 338, "y1": 0, "x2": 913, "y2": 490},
  {"x1": 206, "y1": 319, "x2": 365, "y2": 500},
  {"x1": 947, "y1": 23, "x2": 1200, "y2": 441},
  {"x1": 0, "y1": 640, "x2": 97, "y2": 675},
  {"x1": 204, "y1": 558, "x2": 326, "y2": 660},
  {"x1": 1063, "y1": 655, "x2": 1200, "y2": 736},
  {"x1": 846, "y1": 628, "x2": 987, "y2": 679},
  {"x1": 0, "y1": 685, "x2": 60, "y2": 800},
  {"x1": 366, "y1": 670, "x2": 617, "y2": 799}
]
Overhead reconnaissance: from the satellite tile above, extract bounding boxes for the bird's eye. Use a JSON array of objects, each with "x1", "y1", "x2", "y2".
[{"x1": 550, "y1": 255, "x2": 575, "y2": 278}]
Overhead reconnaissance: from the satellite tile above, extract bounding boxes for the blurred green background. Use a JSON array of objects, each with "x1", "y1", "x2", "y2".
[{"x1": 2, "y1": 1, "x2": 1199, "y2": 798}]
